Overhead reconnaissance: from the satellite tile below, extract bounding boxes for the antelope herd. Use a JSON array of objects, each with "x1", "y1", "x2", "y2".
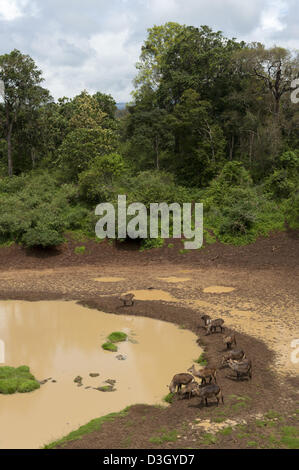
[{"x1": 168, "y1": 314, "x2": 252, "y2": 407}]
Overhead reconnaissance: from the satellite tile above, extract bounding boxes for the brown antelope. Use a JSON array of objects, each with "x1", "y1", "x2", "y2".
[
  {"x1": 223, "y1": 333, "x2": 237, "y2": 350},
  {"x1": 194, "y1": 383, "x2": 224, "y2": 407},
  {"x1": 201, "y1": 314, "x2": 212, "y2": 327},
  {"x1": 179, "y1": 380, "x2": 199, "y2": 400},
  {"x1": 168, "y1": 373, "x2": 194, "y2": 393},
  {"x1": 228, "y1": 358, "x2": 252, "y2": 380},
  {"x1": 221, "y1": 349, "x2": 246, "y2": 367},
  {"x1": 119, "y1": 293, "x2": 135, "y2": 306},
  {"x1": 188, "y1": 364, "x2": 217, "y2": 385},
  {"x1": 206, "y1": 318, "x2": 225, "y2": 335}
]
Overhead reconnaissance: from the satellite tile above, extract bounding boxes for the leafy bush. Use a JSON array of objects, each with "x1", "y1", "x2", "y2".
[
  {"x1": 127, "y1": 170, "x2": 197, "y2": 207},
  {"x1": 79, "y1": 153, "x2": 126, "y2": 203},
  {"x1": 264, "y1": 151, "x2": 299, "y2": 200},
  {"x1": 0, "y1": 171, "x2": 86, "y2": 247},
  {"x1": 285, "y1": 191, "x2": 299, "y2": 229},
  {"x1": 140, "y1": 237, "x2": 164, "y2": 251},
  {"x1": 203, "y1": 162, "x2": 286, "y2": 245},
  {"x1": 264, "y1": 169, "x2": 297, "y2": 200},
  {"x1": 205, "y1": 161, "x2": 252, "y2": 207}
]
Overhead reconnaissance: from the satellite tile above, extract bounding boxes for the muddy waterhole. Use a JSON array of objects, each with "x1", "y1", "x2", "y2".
[{"x1": 0, "y1": 300, "x2": 200, "y2": 449}]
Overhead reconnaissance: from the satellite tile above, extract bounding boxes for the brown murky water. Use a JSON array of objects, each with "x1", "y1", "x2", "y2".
[
  {"x1": 203, "y1": 286, "x2": 235, "y2": 294},
  {"x1": 0, "y1": 300, "x2": 200, "y2": 449}
]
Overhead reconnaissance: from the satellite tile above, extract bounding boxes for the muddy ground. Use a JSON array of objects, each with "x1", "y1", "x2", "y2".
[{"x1": 0, "y1": 230, "x2": 298, "y2": 449}]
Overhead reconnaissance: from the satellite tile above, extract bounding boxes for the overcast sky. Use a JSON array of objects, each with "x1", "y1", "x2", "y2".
[{"x1": 0, "y1": 0, "x2": 298, "y2": 102}]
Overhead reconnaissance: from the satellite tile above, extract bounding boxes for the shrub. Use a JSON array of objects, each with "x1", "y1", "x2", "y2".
[
  {"x1": 0, "y1": 171, "x2": 84, "y2": 247},
  {"x1": 264, "y1": 169, "x2": 297, "y2": 200},
  {"x1": 78, "y1": 153, "x2": 126, "y2": 203},
  {"x1": 140, "y1": 237, "x2": 164, "y2": 251},
  {"x1": 285, "y1": 191, "x2": 299, "y2": 229}
]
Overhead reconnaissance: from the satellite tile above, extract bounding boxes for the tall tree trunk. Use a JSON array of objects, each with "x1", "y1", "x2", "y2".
[
  {"x1": 229, "y1": 135, "x2": 235, "y2": 160},
  {"x1": 31, "y1": 148, "x2": 36, "y2": 168},
  {"x1": 155, "y1": 135, "x2": 159, "y2": 170},
  {"x1": 274, "y1": 96, "x2": 280, "y2": 122},
  {"x1": 7, "y1": 121, "x2": 13, "y2": 177}
]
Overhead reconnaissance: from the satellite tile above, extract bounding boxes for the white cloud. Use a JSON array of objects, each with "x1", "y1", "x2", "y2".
[
  {"x1": 260, "y1": 1, "x2": 288, "y2": 32},
  {"x1": 0, "y1": 1, "x2": 298, "y2": 101},
  {"x1": 0, "y1": 0, "x2": 31, "y2": 21}
]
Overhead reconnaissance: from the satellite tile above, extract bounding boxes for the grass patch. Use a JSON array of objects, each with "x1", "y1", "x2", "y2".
[
  {"x1": 74, "y1": 245, "x2": 86, "y2": 255},
  {"x1": 0, "y1": 240, "x2": 15, "y2": 248},
  {"x1": 280, "y1": 426, "x2": 299, "y2": 449},
  {"x1": 213, "y1": 416, "x2": 226, "y2": 423},
  {"x1": 255, "y1": 419, "x2": 268, "y2": 428},
  {"x1": 200, "y1": 433, "x2": 218, "y2": 445},
  {"x1": 194, "y1": 353, "x2": 208, "y2": 367},
  {"x1": 149, "y1": 428, "x2": 178, "y2": 445},
  {"x1": 163, "y1": 393, "x2": 175, "y2": 404},
  {"x1": 68, "y1": 231, "x2": 89, "y2": 242},
  {"x1": 247, "y1": 441, "x2": 258, "y2": 447},
  {"x1": 140, "y1": 237, "x2": 164, "y2": 252},
  {"x1": 265, "y1": 410, "x2": 282, "y2": 420},
  {"x1": 45, "y1": 408, "x2": 130, "y2": 448},
  {"x1": 101, "y1": 342, "x2": 118, "y2": 352},
  {"x1": 219, "y1": 426, "x2": 233, "y2": 436},
  {"x1": 0, "y1": 365, "x2": 40, "y2": 395},
  {"x1": 97, "y1": 385, "x2": 115, "y2": 392},
  {"x1": 107, "y1": 332, "x2": 127, "y2": 343},
  {"x1": 229, "y1": 394, "x2": 251, "y2": 412}
]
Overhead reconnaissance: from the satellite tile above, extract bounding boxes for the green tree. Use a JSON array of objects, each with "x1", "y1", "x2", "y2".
[
  {"x1": 58, "y1": 127, "x2": 118, "y2": 181},
  {"x1": 0, "y1": 49, "x2": 50, "y2": 176}
]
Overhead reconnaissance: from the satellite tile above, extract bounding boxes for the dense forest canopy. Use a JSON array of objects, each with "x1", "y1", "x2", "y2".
[{"x1": 0, "y1": 23, "x2": 298, "y2": 248}]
